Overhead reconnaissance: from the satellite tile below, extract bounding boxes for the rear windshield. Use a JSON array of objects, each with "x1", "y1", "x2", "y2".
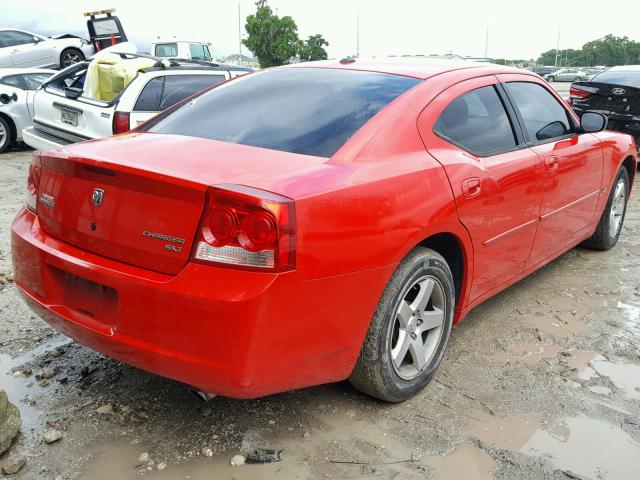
[
  {"x1": 591, "y1": 69, "x2": 640, "y2": 88},
  {"x1": 143, "y1": 68, "x2": 421, "y2": 157}
]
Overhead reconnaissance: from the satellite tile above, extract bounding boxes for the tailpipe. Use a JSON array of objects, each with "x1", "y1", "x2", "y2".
[{"x1": 190, "y1": 388, "x2": 217, "y2": 402}]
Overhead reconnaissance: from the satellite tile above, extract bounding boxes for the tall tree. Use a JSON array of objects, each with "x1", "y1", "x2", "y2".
[
  {"x1": 243, "y1": 0, "x2": 301, "y2": 68},
  {"x1": 537, "y1": 35, "x2": 640, "y2": 67},
  {"x1": 299, "y1": 34, "x2": 329, "y2": 62}
]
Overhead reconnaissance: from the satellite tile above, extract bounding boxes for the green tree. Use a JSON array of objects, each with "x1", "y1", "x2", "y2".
[
  {"x1": 243, "y1": 0, "x2": 301, "y2": 68},
  {"x1": 537, "y1": 35, "x2": 640, "y2": 67},
  {"x1": 299, "y1": 34, "x2": 329, "y2": 62}
]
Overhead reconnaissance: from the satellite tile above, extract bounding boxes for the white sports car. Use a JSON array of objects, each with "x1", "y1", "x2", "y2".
[
  {"x1": 0, "y1": 29, "x2": 95, "y2": 69},
  {"x1": 0, "y1": 68, "x2": 55, "y2": 153}
]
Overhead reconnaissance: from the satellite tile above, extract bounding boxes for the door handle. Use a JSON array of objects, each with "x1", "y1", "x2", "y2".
[
  {"x1": 545, "y1": 155, "x2": 559, "y2": 170},
  {"x1": 462, "y1": 177, "x2": 481, "y2": 198}
]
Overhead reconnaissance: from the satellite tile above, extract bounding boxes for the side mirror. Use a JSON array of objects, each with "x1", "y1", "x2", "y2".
[
  {"x1": 0, "y1": 92, "x2": 17, "y2": 105},
  {"x1": 536, "y1": 121, "x2": 568, "y2": 141},
  {"x1": 580, "y1": 112, "x2": 608, "y2": 133}
]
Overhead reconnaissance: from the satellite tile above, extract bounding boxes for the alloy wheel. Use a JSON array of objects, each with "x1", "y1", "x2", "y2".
[
  {"x1": 0, "y1": 122, "x2": 7, "y2": 149},
  {"x1": 62, "y1": 51, "x2": 81, "y2": 67},
  {"x1": 609, "y1": 178, "x2": 626, "y2": 238},
  {"x1": 388, "y1": 275, "x2": 446, "y2": 380}
]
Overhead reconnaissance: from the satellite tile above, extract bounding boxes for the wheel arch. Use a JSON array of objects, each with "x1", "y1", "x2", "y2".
[
  {"x1": 412, "y1": 230, "x2": 472, "y2": 314},
  {"x1": 622, "y1": 155, "x2": 636, "y2": 192}
]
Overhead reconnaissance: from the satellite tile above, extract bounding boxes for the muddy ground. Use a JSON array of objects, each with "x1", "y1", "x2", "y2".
[{"x1": 0, "y1": 145, "x2": 639, "y2": 480}]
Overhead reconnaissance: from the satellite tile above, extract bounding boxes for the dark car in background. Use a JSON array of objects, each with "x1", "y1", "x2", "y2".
[
  {"x1": 525, "y1": 66, "x2": 559, "y2": 78},
  {"x1": 571, "y1": 66, "x2": 640, "y2": 149}
]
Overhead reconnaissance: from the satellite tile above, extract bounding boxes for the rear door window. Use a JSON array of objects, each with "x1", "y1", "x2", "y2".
[
  {"x1": 434, "y1": 86, "x2": 517, "y2": 156},
  {"x1": 504, "y1": 82, "x2": 574, "y2": 143},
  {"x1": 22, "y1": 73, "x2": 52, "y2": 90},
  {"x1": 155, "y1": 43, "x2": 178, "y2": 57},
  {"x1": 159, "y1": 75, "x2": 226, "y2": 110},
  {"x1": 0, "y1": 31, "x2": 36, "y2": 47},
  {"x1": 144, "y1": 68, "x2": 420, "y2": 157},
  {"x1": 134, "y1": 77, "x2": 165, "y2": 111}
]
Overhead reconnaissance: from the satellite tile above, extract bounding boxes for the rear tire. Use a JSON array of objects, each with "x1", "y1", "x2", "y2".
[
  {"x1": 582, "y1": 167, "x2": 629, "y2": 250},
  {"x1": 349, "y1": 247, "x2": 455, "y2": 402},
  {"x1": 60, "y1": 48, "x2": 85, "y2": 68},
  {"x1": 0, "y1": 116, "x2": 12, "y2": 154}
]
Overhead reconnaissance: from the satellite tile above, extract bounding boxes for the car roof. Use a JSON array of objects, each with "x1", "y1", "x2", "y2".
[
  {"x1": 0, "y1": 68, "x2": 56, "y2": 76},
  {"x1": 606, "y1": 65, "x2": 640, "y2": 72},
  {"x1": 285, "y1": 57, "x2": 522, "y2": 80}
]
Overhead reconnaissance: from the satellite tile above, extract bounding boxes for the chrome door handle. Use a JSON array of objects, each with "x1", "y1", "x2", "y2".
[{"x1": 545, "y1": 156, "x2": 559, "y2": 170}]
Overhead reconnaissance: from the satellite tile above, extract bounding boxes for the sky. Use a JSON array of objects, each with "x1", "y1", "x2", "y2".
[{"x1": 2, "y1": 0, "x2": 640, "y2": 60}]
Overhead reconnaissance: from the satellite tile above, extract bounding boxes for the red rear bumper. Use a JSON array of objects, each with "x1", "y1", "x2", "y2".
[{"x1": 11, "y1": 208, "x2": 393, "y2": 398}]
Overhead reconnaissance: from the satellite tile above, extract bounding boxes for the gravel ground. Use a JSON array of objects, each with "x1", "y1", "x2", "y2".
[{"x1": 0, "y1": 143, "x2": 639, "y2": 480}]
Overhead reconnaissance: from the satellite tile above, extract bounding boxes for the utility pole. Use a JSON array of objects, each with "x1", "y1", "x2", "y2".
[
  {"x1": 238, "y1": 2, "x2": 242, "y2": 65},
  {"x1": 356, "y1": 12, "x2": 360, "y2": 58},
  {"x1": 554, "y1": 27, "x2": 561, "y2": 67},
  {"x1": 484, "y1": 24, "x2": 489, "y2": 58}
]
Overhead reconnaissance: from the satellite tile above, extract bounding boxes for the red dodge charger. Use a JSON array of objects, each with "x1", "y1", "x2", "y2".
[{"x1": 11, "y1": 60, "x2": 637, "y2": 401}]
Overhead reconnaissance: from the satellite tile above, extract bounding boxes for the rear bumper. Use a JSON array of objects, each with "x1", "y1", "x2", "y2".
[
  {"x1": 11, "y1": 207, "x2": 392, "y2": 397},
  {"x1": 22, "y1": 126, "x2": 70, "y2": 151}
]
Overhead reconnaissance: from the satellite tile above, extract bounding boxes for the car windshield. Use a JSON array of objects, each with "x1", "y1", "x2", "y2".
[
  {"x1": 143, "y1": 67, "x2": 421, "y2": 157},
  {"x1": 592, "y1": 70, "x2": 640, "y2": 88}
]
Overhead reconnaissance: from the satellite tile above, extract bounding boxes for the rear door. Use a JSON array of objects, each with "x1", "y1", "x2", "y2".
[
  {"x1": 129, "y1": 73, "x2": 227, "y2": 129},
  {"x1": 418, "y1": 75, "x2": 543, "y2": 302},
  {"x1": 499, "y1": 75, "x2": 604, "y2": 266}
]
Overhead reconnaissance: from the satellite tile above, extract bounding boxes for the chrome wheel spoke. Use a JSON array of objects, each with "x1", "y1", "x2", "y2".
[
  {"x1": 418, "y1": 308, "x2": 444, "y2": 332},
  {"x1": 409, "y1": 339, "x2": 428, "y2": 371},
  {"x1": 410, "y1": 278, "x2": 434, "y2": 313},
  {"x1": 397, "y1": 301, "x2": 412, "y2": 328},
  {"x1": 609, "y1": 179, "x2": 626, "y2": 237},
  {"x1": 391, "y1": 329, "x2": 411, "y2": 369}
]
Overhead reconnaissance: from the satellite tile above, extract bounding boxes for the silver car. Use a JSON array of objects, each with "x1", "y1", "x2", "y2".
[
  {"x1": 0, "y1": 68, "x2": 55, "y2": 153},
  {"x1": 545, "y1": 68, "x2": 589, "y2": 82},
  {"x1": 0, "y1": 29, "x2": 95, "y2": 69}
]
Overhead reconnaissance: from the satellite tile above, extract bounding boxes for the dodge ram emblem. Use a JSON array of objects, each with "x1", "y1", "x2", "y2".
[
  {"x1": 612, "y1": 88, "x2": 626, "y2": 95},
  {"x1": 92, "y1": 188, "x2": 104, "y2": 206}
]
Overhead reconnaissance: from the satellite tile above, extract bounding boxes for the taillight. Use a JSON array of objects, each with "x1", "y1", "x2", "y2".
[
  {"x1": 25, "y1": 154, "x2": 42, "y2": 213},
  {"x1": 570, "y1": 88, "x2": 592, "y2": 100},
  {"x1": 193, "y1": 185, "x2": 296, "y2": 272},
  {"x1": 112, "y1": 111, "x2": 130, "y2": 134}
]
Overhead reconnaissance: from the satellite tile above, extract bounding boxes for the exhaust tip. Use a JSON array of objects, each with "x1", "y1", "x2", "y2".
[{"x1": 190, "y1": 388, "x2": 217, "y2": 402}]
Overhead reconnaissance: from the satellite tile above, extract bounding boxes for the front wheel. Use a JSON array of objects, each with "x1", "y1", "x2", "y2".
[
  {"x1": 574, "y1": 76, "x2": 582, "y2": 82},
  {"x1": 60, "y1": 48, "x2": 85, "y2": 68},
  {"x1": 582, "y1": 167, "x2": 629, "y2": 250},
  {"x1": 547, "y1": 76, "x2": 555, "y2": 82},
  {"x1": 349, "y1": 247, "x2": 455, "y2": 402}
]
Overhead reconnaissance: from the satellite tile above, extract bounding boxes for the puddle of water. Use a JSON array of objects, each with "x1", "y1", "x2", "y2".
[
  {"x1": 565, "y1": 351, "x2": 598, "y2": 372},
  {"x1": 616, "y1": 301, "x2": 640, "y2": 337},
  {"x1": 0, "y1": 336, "x2": 72, "y2": 432},
  {"x1": 591, "y1": 356, "x2": 640, "y2": 401},
  {"x1": 425, "y1": 443, "x2": 495, "y2": 480},
  {"x1": 461, "y1": 411, "x2": 542, "y2": 451},
  {"x1": 82, "y1": 441, "x2": 310, "y2": 480},
  {"x1": 522, "y1": 415, "x2": 640, "y2": 480},
  {"x1": 496, "y1": 343, "x2": 564, "y2": 365}
]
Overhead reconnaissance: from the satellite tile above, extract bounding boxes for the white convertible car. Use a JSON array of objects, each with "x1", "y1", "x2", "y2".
[
  {"x1": 0, "y1": 68, "x2": 55, "y2": 153},
  {"x1": 0, "y1": 29, "x2": 95, "y2": 69}
]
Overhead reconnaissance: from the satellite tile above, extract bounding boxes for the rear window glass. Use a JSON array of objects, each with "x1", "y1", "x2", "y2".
[
  {"x1": 144, "y1": 68, "x2": 420, "y2": 157},
  {"x1": 160, "y1": 75, "x2": 225, "y2": 110},
  {"x1": 592, "y1": 70, "x2": 640, "y2": 88},
  {"x1": 155, "y1": 43, "x2": 178, "y2": 57}
]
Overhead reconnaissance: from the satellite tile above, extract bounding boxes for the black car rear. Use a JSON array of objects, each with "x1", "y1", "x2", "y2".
[{"x1": 571, "y1": 66, "x2": 640, "y2": 146}]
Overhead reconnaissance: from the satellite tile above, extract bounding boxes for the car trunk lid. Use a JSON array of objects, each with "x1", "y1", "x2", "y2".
[
  {"x1": 35, "y1": 132, "x2": 327, "y2": 275},
  {"x1": 572, "y1": 81, "x2": 640, "y2": 115}
]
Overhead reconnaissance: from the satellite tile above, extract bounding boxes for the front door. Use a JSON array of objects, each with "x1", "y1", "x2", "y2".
[
  {"x1": 499, "y1": 77, "x2": 604, "y2": 266},
  {"x1": 418, "y1": 76, "x2": 543, "y2": 302}
]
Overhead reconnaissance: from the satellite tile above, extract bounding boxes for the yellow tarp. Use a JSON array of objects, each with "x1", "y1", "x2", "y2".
[{"x1": 84, "y1": 54, "x2": 157, "y2": 102}]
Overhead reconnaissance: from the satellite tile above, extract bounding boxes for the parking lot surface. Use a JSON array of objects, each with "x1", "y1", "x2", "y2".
[{"x1": 1, "y1": 139, "x2": 639, "y2": 479}]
